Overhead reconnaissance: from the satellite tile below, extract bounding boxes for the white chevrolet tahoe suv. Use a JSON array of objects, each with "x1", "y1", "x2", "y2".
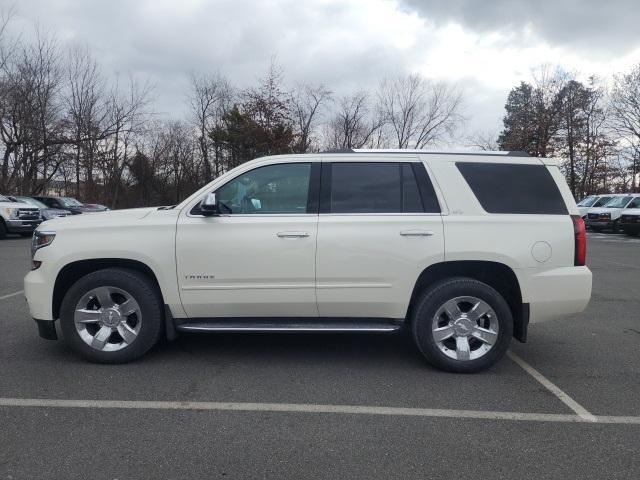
[{"x1": 24, "y1": 150, "x2": 592, "y2": 372}]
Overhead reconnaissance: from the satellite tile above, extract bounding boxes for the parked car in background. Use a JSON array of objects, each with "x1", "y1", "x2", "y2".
[
  {"x1": 619, "y1": 197, "x2": 640, "y2": 236},
  {"x1": 576, "y1": 194, "x2": 618, "y2": 217},
  {"x1": 585, "y1": 194, "x2": 640, "y2": 232},
  {"x1": 25, "y1": 150, "x2": 592, "y2": 373},
  {"x1": 33, "y1": 196, "x2": 108, "y2": 214},
  {"x1": 9, "y1": 196, "x2": 72, "y2": 221},
  {"x1": 0, "y1": 193, "x2": 41, "y2": 239},
  {"x1": 83, "y1": 203, "x2": 110, "y2": 211}
]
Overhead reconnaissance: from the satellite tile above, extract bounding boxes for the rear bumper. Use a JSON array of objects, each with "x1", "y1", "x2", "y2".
[
  {"x1": 517, "y1": 266, "x2": 592, "y2": 324},
  {"x1": 5, "y1": 219, "x2": 41, "y2": 233}
]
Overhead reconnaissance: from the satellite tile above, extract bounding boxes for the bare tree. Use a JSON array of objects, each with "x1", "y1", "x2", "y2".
[
  {"x1": 324, "y1": 91, "x2": 384, "y2": 149},
  {"x1": 466, "y1": 131, "x2": 499, "y2": 151},
  {"x1": 65, "y1": 45, "x2": 106, "y2": 197},
  {"x1": 291, "y1": 83, "x2": 332, "y2": 153},
  {"x1": 187, "y1": 72, "x2": 233, "y2": 181},
  {"x1": 102, "y1": 75, "x2": 152, "y2": 207},
  {"x1": 610, "y1": 63, "x2": 640, "y2": 191},
  {"x1": 378, "y1": 74, "x2": 464, "y2": 148}
]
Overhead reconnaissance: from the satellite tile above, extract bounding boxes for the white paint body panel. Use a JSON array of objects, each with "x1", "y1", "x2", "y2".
[
  {"x1": 315, "y1": 214, "x2": 444, "y2": 318},
  {"x1": 25, "y1": 151, "x2": 592, "y2": 328},
  {"x1": 176, "y1": 215, "x2": 318, "y2": 317}
]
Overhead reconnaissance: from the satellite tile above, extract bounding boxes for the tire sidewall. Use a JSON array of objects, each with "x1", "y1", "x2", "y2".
[
  {"x1": 412, "y1": 278, "x2": 513, "y2": 373},
  {"x1": 59, "y1": 268, "x2": 163, "y2": 363}
]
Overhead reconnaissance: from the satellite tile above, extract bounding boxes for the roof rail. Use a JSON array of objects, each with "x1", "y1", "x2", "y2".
[{"x1": 319, "y1": 148, "x2": 530, "y2": 157}]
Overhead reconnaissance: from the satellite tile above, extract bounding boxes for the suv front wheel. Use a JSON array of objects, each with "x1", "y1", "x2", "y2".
[
  {"x1": 59, "y1": 268, "x2": 163, "y2": 363},
  {"x1": 411, "y1": 277, "x2": 513, "y2": 373}
]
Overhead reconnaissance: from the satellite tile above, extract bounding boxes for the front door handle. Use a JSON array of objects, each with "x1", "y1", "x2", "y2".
[
  {"x1": 400, "y1": 230, "x2": 435, "y2": 237},
  {"x1": 277, "y1": 231, "x2": 310, "y2": 238}
]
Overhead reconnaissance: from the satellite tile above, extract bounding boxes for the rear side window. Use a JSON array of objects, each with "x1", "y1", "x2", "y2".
[
  {"x1": 456, "y1": 162, "x2": 568, "y2": 215},
  {"x1": 324, "y1": 162, "x2": 440, "y2": 214}
]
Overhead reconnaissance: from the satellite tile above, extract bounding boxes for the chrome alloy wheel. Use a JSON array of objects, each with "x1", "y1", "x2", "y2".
[
  {"x1": 431, "y1": 296, "x2": 499, "y2": 361},
  {"x1": 73, "y1": 286, "x2": 142, "y2": 352}
]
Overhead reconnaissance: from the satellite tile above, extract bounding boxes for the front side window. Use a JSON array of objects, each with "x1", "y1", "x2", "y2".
[
  {"x1": 326, "y1": 162, "x2": 439, "y2": 214},
  {"x1": 216, "y1": 163, "x2": 311, "y2": 215},
  {"x1": 627, "y1": 198, "x2": 640, "y2": 209}
]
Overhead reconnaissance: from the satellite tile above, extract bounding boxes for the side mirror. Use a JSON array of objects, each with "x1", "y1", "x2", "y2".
[{"x1": 200, "y1": 193, "x2": 220, "y2": 216}]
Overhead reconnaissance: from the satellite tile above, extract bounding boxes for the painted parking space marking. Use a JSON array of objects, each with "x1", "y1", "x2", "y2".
[
  {"x1": 0, "y1": 290, "x2": 23, "y2": 301},
  {"x1": 1, "y1": 397, "x2": 639, "y2": 424},
  {"x1": 507, "y1": 351, "x2": 597, "y2": 422}
]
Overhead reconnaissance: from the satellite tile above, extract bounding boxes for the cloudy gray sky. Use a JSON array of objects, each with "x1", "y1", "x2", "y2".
[{"x1": 7, "y1": 0, "x2": 640, "y2": 139}]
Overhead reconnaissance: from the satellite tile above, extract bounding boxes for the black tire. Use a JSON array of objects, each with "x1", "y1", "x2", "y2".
[
  {"x1": 411, "y1": 277, "x2": 513, "y2": 373},
  {"x1": 0, "y1": 220, "x2": 6, "y2": 239},
  {"x1": 624, "y1": 230, "x2": 639, "y2": 237},
  {"x1": 59, "y1": 268, "x2": 163, "y2": 363}
]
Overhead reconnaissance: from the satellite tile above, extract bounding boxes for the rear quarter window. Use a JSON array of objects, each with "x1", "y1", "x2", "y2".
[{"x1": 456, "y1": 162, "x2": 568, "y2": 215}]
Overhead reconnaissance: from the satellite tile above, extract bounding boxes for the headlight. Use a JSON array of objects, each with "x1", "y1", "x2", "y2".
[
  {"x1": 31, "y1": 230, "x2": 56, "y2": 270},
  {"x1": 1, "y1": 207, "x2": 19, "y2": 219}
]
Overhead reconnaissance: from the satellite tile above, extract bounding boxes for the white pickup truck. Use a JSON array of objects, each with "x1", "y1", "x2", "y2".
[
  {"x1": 24, "y1": 150, "x2": 592, "y2": 372},
  {"x1": 0, "y1": 194, "x2": 41, "y2": 239}
]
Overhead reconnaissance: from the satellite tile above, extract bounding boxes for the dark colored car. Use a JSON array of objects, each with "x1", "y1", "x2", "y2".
[
  {"x1": 9, "y1": 196, "x2": 73, "y2": 221},
  {"x1": 33, "y1": 196, "x2": 109, "y2": 215}
]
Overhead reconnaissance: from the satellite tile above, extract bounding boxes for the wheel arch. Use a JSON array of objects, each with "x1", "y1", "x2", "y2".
[
  {"x1": 52, "y1": 258, "x2": 164, "y2": 320},
  {"x1": 407, "y1": 260, "x2": 528, "y2": 342}
]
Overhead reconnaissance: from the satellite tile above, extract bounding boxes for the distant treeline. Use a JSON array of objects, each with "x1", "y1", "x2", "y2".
[{"x1": 0, "y1": 13, "x2": 638, "y2": 208}]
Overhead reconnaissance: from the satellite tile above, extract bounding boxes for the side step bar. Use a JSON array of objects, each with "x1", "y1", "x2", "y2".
[{"x1": 175, "y1": 318, "x2": 403, "y2": 333}]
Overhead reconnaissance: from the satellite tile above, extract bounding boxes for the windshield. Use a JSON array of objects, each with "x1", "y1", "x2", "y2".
[
  {"x1": 577, "y1": 196, "x2": 597, "y2": 207},
  {"x1": 17, "y1": 197, "x2": 47, "y2": 209},
  {"x1": 60, "y1": 197, "x2": 83, "y2": 207},
  {"x1": 592, "y1": 196, "x2": 613, "y2": 207},
  {"x1": 603, "y1": 196, "x2": 632, "y2": 208}
]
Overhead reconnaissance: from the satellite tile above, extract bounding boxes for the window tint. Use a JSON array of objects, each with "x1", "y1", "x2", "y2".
[
  {"x1": 402, "y1": 163, "x2": 423, "y2": 212},
  {"x1": 330, "y1": 163, "x2": 400, "y2": 213},
  {"x1": 456, "y1": 162, "x2": 568, "y2": 215},
  {"x1": 216, "y1": 163, "x2": 311, "y2": 214},
  {"x1": 326, "y1": 162, "x2": 439, "y2": 214}
]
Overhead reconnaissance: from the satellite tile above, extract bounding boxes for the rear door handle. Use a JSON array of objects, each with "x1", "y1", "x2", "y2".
[
  {"x1": 277, "y1": 231, "x2": 310, "y2": 238},
  {"x1": 400, "y1": 230, "x2": 435, "y2": 237}
]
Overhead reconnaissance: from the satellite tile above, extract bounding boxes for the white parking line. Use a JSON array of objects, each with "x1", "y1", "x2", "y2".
[
  {"x1": 507, "y1": 351, "x2": 597, "y2": 422},
  {"x1": 0, "y1": 397, "x2": 638, "y2": 424},
  {"x1": 0, "y1": 290, "x2": 23, "y2": 301}
]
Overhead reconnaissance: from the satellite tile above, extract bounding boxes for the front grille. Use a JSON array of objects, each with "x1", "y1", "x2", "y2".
[
  {"x1": 18, "y1": 208, "x2": 40, "y2": 220},
  {"x1": 587, "y1": 213, "x2": 600, "y2": 220},
  {"x1": 621, "y1": 215, "x2": 640, "y2": 223}
]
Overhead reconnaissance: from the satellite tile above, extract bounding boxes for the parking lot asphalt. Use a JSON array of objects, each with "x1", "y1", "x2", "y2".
[{"x1": 1, "y1": 232, "x2": 639, "y2": 479}]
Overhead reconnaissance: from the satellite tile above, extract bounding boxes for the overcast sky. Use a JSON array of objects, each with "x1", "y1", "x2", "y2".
[{"x1": 7, "y1": 0, "x2": 640, "y2": 141}]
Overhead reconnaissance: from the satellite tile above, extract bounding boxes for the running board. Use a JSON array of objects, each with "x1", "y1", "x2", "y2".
[{"x1": 175, "y1": 318, "x2": 403, "y2": 333}]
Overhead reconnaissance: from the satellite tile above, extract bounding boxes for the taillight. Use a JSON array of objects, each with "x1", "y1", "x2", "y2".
[{"x1": 571, "y1": 215, "x2": 586, "y2": 266}]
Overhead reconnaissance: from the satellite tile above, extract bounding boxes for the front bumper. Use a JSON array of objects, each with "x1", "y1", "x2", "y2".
[
  {"x1": 24, "y1": 267, "x2": 55, "y2": 321},
  {"x1": 585, "y1": 219, "x2": 614, "y2": 229},
  {"x1": 5, "y1": 219, "x2": 41, "y2": 233},
  {"x1": 620, "y1": 223, "x2": 640, "y2": 233}
]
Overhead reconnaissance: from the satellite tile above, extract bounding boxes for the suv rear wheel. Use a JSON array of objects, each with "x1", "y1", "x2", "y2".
[
  {"x1": 59, "y1": 268, "x2": 163, "y2": 363},
  {"x1": 411, "y1": 277, "x2": 513, "y2": 373}
]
